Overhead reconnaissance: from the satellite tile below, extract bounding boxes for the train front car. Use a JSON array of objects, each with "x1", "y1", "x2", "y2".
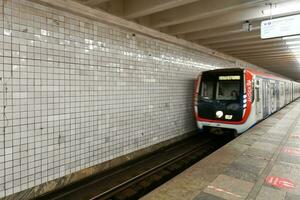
[{"x1": 194, "y1": 68, "x2": 255, "y2": 135}]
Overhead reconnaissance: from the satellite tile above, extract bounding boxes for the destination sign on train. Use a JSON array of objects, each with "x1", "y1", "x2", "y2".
[{"x1": 219, "y1": 76, "x2": 241, "y2": 80}]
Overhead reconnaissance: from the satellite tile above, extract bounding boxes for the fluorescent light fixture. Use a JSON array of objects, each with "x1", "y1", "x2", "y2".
[
  {"x1": 289, "y1": 48, "x2": 300, "y2": 53},
  {"x1": 281, "y1": 7, "x2": 300, "y2": 66},
  {"x1": 282, "y1": 35, "x2": 300, "y2": 40},
  {"x1": 288, "y1": 45, "x2": 300, "y2": 49},
  {"x1": 289, "y1": 51, "x2": 300, "y2": 54},
  {"x1": 286, "y1": 41, "x2": 300, "y2": 45}
]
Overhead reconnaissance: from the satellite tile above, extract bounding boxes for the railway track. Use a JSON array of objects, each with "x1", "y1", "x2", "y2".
[{"x1": 37, "y1": 133, "x2": 233, "y2": 200}]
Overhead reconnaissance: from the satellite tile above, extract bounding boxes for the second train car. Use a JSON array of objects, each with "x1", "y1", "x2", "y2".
[{"x1": 193, "y1": 68, "x2": 300, "y2": 135}]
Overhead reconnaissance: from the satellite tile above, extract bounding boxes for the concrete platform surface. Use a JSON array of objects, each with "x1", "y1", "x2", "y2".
[{"x1": 142, "y1": 99, "x2": 300, "y2": 200}]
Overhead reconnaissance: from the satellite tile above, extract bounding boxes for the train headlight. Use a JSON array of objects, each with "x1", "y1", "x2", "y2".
[{"x1": 216, "y1": 111, "x2": 223, "y2": 118}]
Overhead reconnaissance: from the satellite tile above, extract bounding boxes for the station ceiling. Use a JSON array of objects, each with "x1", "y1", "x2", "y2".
[{"x1": 74, "y1": 0, "x2": 300, "y2": 80}]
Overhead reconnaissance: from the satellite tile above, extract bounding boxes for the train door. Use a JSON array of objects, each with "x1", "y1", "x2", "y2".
[
  {"x1": 290, "y1": 82, "x2": 293, "y2": 102},
  {"x1": 270, "y1": 81, "x2": 276, "y2": 113},
  {"x1": 255, "y1": 78, "x2": 263, "y2": 120},
  {"x1": 267, "y1": 81, "x2": 272, "y2": 115},
  {"x1": 285, "y1": 82, "x2": 289, "y2": 104},
  {"x1": 292, "y1": 82, "x2": 294, "y2": 101},
  {"x1": 262, "y1": 79, "x2": 269, "y2": 118},
  {"x1": 279, "y1": 82, "x2": 285, "y2": 108},
  {"x1": 275, "y1": 81, "x2": 280, "y2": 110}
]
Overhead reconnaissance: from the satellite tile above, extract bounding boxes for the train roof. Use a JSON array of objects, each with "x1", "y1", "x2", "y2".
[
  {"x1": 201, "y1": 68, "x2": 300, "y2": 84},
  {"x1": 202, "y1": 68, "x2": 297, "y2": 83}
]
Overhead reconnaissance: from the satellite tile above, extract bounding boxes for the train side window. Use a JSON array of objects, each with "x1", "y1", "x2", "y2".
[
  {"x1": 200, "y1": 79, "x2": 214, "y2": 100},
  {"x1": 256, "y1": 80, "x2": 260, "y2": 102},
  {"x1": 256, "y1": 87, "x2": 260, "y2": 102}
]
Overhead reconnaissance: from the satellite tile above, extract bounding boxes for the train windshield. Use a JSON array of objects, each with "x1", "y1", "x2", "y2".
[
  {"x1": 200, "y1": 74, "x2": 241, "y2": 101},
  {"x1": 198, "y1": 70, "x2": 244, "y2": 121},
  {"x1": 216, "y1": 77, "x2": 240, "y2": 100}
]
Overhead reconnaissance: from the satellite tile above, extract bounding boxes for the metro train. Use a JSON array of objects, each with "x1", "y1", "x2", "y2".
[{"x1": 193, "y1": 68, "x2": 300, "y2": 135}]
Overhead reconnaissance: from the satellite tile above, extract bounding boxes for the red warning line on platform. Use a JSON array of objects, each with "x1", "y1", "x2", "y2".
[
  {"x1": 282, "y1": 147, "x2": 300, "y2": 156},
  {"x1": 265, "y1": 176, "x2": 296, "y2": 189}
]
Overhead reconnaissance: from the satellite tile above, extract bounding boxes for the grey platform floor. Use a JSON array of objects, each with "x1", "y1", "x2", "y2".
[{"x1": 142, "y1": 99, "x2": 300, "y2": 200}]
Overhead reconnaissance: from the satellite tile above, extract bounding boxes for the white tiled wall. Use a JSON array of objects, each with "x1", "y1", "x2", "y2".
[{"x1": 0, "y1": 0, "x2": 235, "y2": 197}]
